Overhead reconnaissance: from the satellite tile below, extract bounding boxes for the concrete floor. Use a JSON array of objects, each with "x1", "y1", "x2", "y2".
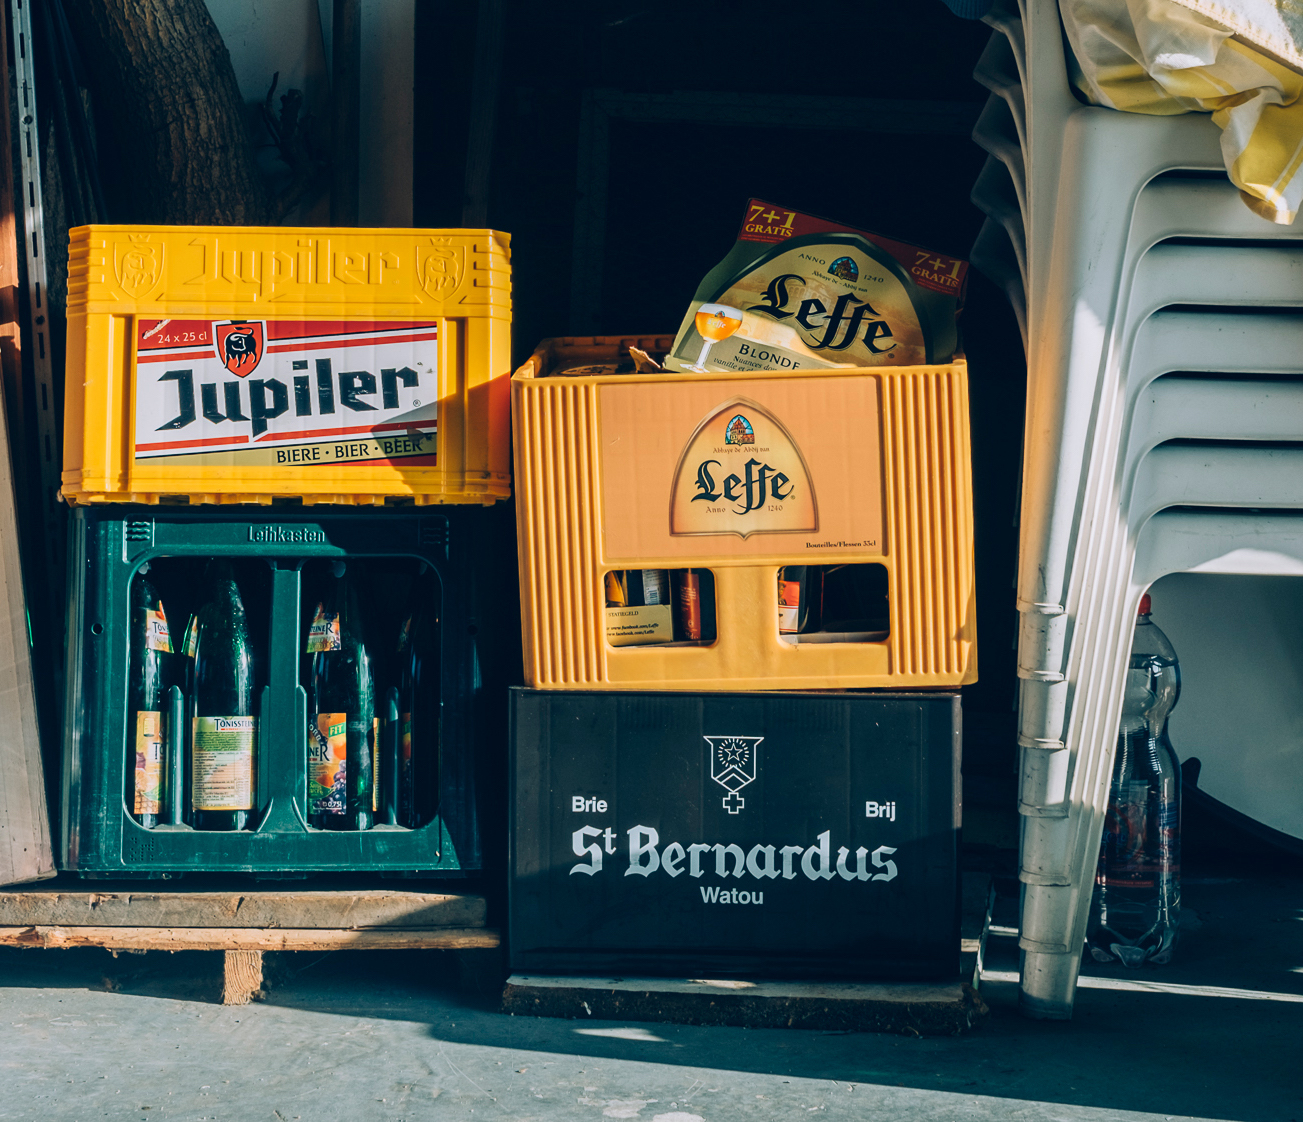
[{"x1": 1, "y1": 873, "x2": 1300, "y2": 1122}]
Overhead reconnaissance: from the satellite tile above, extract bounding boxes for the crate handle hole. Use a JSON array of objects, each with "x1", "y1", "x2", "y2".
[{"x1": 90, "y1": 622, "x2": 104, "y2": 636}]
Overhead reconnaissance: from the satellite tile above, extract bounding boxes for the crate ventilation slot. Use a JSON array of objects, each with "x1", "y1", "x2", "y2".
[{"x1": 419, "y1": 521, "x2": 447, "y2": 550}]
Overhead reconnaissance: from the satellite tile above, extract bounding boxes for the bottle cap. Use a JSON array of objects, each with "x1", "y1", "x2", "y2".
[{"x1": 1138, "y1": 593, "x2": 1152, "y2": 616}]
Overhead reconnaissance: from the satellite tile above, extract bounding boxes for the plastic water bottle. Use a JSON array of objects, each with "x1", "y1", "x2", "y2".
[{"x1": 1087, "y1": 593, "x2": 1181, "y2": 966}]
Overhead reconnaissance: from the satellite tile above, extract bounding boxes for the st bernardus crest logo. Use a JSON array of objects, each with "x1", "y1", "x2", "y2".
[
  {"x1": 213, "y1": 321, "x2": 266, "y2": 378},
  {"x1": 705, "y1": 735, "x2": 762, "y2": 814}
]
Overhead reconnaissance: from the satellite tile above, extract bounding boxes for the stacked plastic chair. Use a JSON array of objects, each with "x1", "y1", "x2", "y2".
[{"x1": 972, "y1": 0, "x2": 1303, "y2": 1018}]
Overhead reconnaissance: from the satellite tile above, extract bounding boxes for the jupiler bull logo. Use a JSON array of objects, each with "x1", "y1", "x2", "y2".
[
  {"x1": 213, "y1": 320, "x2": 266, "y2": 377},
  {"x1": 705, "y1": 735, "x2": 761, "y2": 814},
  {"x1": 416, "y1": 238, "x2": 465, "y2": 300},
  {"x1": 114, "y1": 235, "x2": 163, "y2": 297}
]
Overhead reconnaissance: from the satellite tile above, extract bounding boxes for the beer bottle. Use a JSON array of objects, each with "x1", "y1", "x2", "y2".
[
  {"x1": 189, "y1": 561, "x2": 258, "y2": 831},
  {"x1": 396, "y1": 571, "x2": 441, "y2": 828},
  {"x1": 675, "y1": 569, "x2": 703, "y2": 641},
  {"x1": 128, "y1": 572, "x2": 173, "y2": 829},
  {"x1": 307, "y1": 561, "x2": 376, "y2": 831}
]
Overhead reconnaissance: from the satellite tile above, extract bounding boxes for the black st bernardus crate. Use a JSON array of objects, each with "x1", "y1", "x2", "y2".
[{"x1": 509, "y1": 687, "x2": 960, "y2": 980}]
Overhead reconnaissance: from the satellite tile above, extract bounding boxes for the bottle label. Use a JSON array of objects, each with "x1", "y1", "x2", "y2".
[
  {"x1": 397, "y1": 614, "x2": 413, "y2": 653},
  {"x1": 192, "y1": 716, "x2": 255, "y2": 811},
  {"x1": 677, "y1": 574, "x2": 702, "y2": 641},
  {"x1": 778, "y1": 579, "x2": 801, "y2": 633},
  {"x1": 183, "y1": 614, "x2": 199, "y2": 658},
  {"x1": 146, "y1": 606, "x2": 173, "y2": 653},
  {"x1": 641, "y1": 569, "x2": 668, "y2": 606},
  {"x1": 349, "y1": 717, "x2": 373, "y2": 810},
  {"x1": 1099, "y1": 777, "x2": 1179, "y2": 890},
  {"x1": 372, "y1": 717, "x2": 380, "y2": 813},
  {"x1": 133, "y1": 711, "x2": 165, "y2": 815},
  {"x1": 308, "y1": 712, "x2": 347, "y2": 815},
  {"x1": 306, "y1": 604, "x2": 341, "y2": 652},
  {"x1": 400, "y1": 711, "x2": 413, "y2": 820}
]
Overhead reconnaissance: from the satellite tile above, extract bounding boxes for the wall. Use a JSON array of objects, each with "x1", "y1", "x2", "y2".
[{"x1": 203, "y1": 0, "x2": 412, "y2": 226}]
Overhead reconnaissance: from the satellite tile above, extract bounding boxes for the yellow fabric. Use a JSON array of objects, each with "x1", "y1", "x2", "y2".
[{"x1": 1062, "y1": 0, "x2": 1303, "y2": 222}]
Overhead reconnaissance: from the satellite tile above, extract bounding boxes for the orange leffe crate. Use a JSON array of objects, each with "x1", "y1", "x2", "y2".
[{"x1": 512, "y1": 336, "x2": 977, "y2": 690}]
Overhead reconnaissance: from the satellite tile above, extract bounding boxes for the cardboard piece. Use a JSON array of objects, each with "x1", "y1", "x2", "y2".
[{"x1": 0, "y1": 371, "x2": 53, "y2": 886}]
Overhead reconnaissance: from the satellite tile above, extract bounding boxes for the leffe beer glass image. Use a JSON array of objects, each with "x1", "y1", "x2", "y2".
[{"x1": 689, "y1": 304, "x2": 743, "y2": 371}]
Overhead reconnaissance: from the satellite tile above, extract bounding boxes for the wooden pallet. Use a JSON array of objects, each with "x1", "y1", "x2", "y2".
[{"x1": 0, "y1": 884, "x2": 499, "y2": 1005}]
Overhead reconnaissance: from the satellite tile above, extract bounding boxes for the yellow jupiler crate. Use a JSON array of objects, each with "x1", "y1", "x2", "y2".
[
  {"x1": 513, "y1": 336, "x2": 977, "y2": 690},
  {"x1": 63, "y1": 225, "x2": 511, "y2": 505}
]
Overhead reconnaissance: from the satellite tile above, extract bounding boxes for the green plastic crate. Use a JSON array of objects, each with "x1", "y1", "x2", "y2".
[{"x1": 61, "y1": 505, "x2": 482, "y2": 875}]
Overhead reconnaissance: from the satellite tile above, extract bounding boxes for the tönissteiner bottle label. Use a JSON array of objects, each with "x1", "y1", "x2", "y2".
[
  {"x1": 306, "y1": 604, "x2": 341, "y2": 652},
  {"x1": 146, "y1": 606, "x2": 173, "y2": 653},
  {"x1": 308, "y1": 713, "x2": 347, "y2": 815},
  {"x1": 134, "y1": 711, "x2": 164, "y2": 815},
  {"x1": 192, "y1": 716, "x2": 255, "y2": 811}
]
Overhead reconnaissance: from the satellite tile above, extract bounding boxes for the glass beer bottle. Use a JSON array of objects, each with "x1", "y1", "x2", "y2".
[
  {"x1": 189, "y1": 561, "x2": 258, "y2": 831},
  {"x1": 396, "y1": 572, "x2": 441, "y2": 828},
  {"x1": 307, "y1": 561, "x2": 376, "y2": 831},
  {"x1": 128, "y1": 573, "x2": 173, "y2": 829}
]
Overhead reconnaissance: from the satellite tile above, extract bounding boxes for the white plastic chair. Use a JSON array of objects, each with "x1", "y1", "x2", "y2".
[
  {"x1": 971, "y1": 218, "x2": 1028, "y2": 349},
  {"x1": 971, "y1": 155, "x2": 1027, "y2": 286},
  {"x1": 974, "y1": 0, "x2": 1303, "y2": 1017}
]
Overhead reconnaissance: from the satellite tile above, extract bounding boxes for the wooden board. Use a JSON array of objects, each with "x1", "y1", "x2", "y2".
[
  {"x1": 0, "y1": 924, "x2": 500, "y2": 952},
  {"x1": 502, "y1": 974, "x2": 987, "y2": 1036},
  {"x1": 0, "y1": 0, "x2": 52, "y2": 886},
  {"x1": 222, "y1": 950, "x2": 264, "y2": 1005},
  {"x1": 0, "y1": 885, "x2": 488, "y2": 929}
]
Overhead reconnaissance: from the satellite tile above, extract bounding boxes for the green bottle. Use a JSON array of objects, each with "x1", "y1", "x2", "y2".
[
  {"x1": 396, "y1": 568, "x2": 441, "y2": 829},
  {"x1": 189, "y1": 561, "x2": 257, "y2": 831},
  {"x1": 128, "y1": 572, "x2": 173, "y2": 829},
  {"x1": 307, "y1": 561, "x2": 375, "y2": 831}
]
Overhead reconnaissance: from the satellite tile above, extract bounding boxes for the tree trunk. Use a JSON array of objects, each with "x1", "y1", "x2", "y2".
[{"x1": 65, "y1": 0, "x2": 272, "y2": 225}]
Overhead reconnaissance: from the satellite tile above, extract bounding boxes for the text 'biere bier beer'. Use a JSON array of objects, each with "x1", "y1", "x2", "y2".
[
  {"x1": 129, "y1": 573, "x2": 173, "y2": 829},
  {"x1": 189, "y1": 561, "x2": 257, "y2": 831},
  {"x1": 307, "y1": 561, "x2": 376, "y2": 831}
]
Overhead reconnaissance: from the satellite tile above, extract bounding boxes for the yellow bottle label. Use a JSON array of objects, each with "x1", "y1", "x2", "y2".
[
  {"x1": 133, "y1": 710, "x2": 164, "y2": 815},
  {"x1": 192, "y1": 716, "x2": 255, "y2": 811},
  {"x1": 308, "y1": 712, "x2": 347, "y2": 815}
]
